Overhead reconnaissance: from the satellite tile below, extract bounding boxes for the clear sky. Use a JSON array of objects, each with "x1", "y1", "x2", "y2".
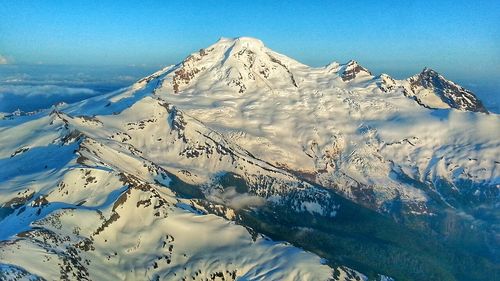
[{"x1": 0, "y1": 0, "x2": 499, "y2": 83}]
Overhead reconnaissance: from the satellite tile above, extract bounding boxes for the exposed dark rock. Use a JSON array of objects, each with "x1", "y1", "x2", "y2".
[
  {"x1": 341, "y1": 60, "x2": 372, "y2": 82},
  {"x1": 408, "y1": 68, "x2": 488, "y2": 113}
]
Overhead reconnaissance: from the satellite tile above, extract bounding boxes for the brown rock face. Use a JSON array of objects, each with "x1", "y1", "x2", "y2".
[
  {"x1": 341, "y1": 60, "x2": 372, "y2": 82},
  {"x1": 409, "y1": 68, "x2": 488, "y2": 113}
]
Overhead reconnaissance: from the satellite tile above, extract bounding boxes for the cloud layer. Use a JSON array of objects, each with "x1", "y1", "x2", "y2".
[
  {"x1": 0, "y1": 64, "x2": 159, "y2": 113},
  {"x1": 0, "y1": 84, "x2": 100, "y2": 112}
]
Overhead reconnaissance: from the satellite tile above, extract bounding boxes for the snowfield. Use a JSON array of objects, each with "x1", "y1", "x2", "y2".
[{"x1": 0, "y1": 37, "x2": 498, "y2": 280}]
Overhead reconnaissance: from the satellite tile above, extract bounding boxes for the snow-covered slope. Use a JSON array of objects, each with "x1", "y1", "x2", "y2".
[
  {"x1": 143, "y1": 37, "x2": 498, "y2": 216},
  {"x1": 0, "y1": 90, "x2": 364, "y2": 280},
  {"x1": 0, "y1": 37, "x2": 498, "y2": 280}
]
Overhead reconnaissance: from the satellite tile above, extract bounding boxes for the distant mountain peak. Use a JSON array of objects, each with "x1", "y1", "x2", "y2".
[
  {"x1": 377, "y1": 73, "x2": 397, "y2": 92},
  {"x1": 346, "y1": 59, "x2": 359, "y2": 65},
  {"x1": 340, "y1": 60, "x2": 372, "y2": 82},
  {"x1": 421, "y1": 67, "x2": 437, "y2": 74},
  {"x1": 406, "y1": 68, "x2": 488, "y2": 113}
]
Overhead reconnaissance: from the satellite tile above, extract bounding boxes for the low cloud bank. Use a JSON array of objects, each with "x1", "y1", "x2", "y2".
[
  {"x1": 0, "y1": 84, "x2": 100, "y2": 112},
  {"x1": 0, "y1": 64, "x2": 161, "y2": 113}
]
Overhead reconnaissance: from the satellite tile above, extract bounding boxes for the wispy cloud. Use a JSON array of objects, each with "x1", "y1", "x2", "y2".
[{"x1": 206, "y1": 187, "x2": 266, "y2": 210}]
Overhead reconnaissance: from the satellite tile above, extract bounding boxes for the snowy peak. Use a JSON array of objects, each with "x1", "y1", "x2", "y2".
[
  {"x1": 406, "y1": 67, "x2": 488, "y2": 113},
  {"x1": 216, "y1": 36, "x2": 266, "y2": 50},
  {"x1": 377, "y1": 73, "x2": 397, "y2": 92},
  {"x1": 163, "y1": 37, "x2": 489, "y2": 115},
  {"x1": 421, "y1": 66, "x2": 437, "y2": 75},
  {"x1": 167, "y1": 37, "x2": 301, "y2": 94},
  {"x1": 412, "y1": 67, "x2": 443, "y2": 84},
  {"x1": 340, "y1": 60, "x2": 372, "y2": 82}
]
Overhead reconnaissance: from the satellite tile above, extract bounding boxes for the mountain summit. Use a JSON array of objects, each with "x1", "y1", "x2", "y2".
[
  {"x1": 340, "y1": 60, "x2": 372, "y2": 82},
  {"x1": 0, "y1": 37, "x2": 498, "y2": 280},
  {"x1": 217, "y1": 36, "x2": 266, "y2": 48},
  {"x1": 159, "y1": 37, "x2": 489, "y2": 113},
  {"x1": 403, "y1": 67, "x2": 488, "y2": 112},
  {"x1": 168, "y1": 36, "x2": 304, "y2": 94}
]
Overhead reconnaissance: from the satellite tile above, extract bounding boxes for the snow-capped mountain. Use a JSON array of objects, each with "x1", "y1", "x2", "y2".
[
  {"x1": 340, "y1": 60, "x2": 372, "y2": 82},
  {"x1": 401, "y1": 67, "x2": 488, "y2": 112},
  {"x1": 0, "y1": 37, "x2": 498, "y2": 280},
  {"x1": 145, "y1": 37, "x2": 497, "y2": 215}
]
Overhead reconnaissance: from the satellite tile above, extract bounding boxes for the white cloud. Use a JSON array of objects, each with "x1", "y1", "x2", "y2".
[
  {"x1": 0, "y1": 84, "x2": 100, "y2": 113},
  {"x1": 0, "y1": 84, "x2": 97, "y2": 97},
  {"x1": 206, "y1": 187, "x2": 266, "y2": 210},
  {"x1": 0, "y1": 55, "x2": 9, "y2": 64}
]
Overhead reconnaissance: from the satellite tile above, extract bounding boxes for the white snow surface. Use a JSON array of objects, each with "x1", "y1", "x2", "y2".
[
  {"x1": 0, "y1": 50, "x2": 364, "y2": 279},
  {"x1": 146, "y1": 37, "x2": 498, "y2": 211},
  {"x1": 0, "y1": 99, "x2": 355, "y2": 280},
  {"x1": 0, "y1": 37, "x2": 498, "y2": 280}
]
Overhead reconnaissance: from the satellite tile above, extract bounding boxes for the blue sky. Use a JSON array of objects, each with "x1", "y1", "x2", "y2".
[{"x1": 0, "y1": 0, "x2": 499, "y2": 108}]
